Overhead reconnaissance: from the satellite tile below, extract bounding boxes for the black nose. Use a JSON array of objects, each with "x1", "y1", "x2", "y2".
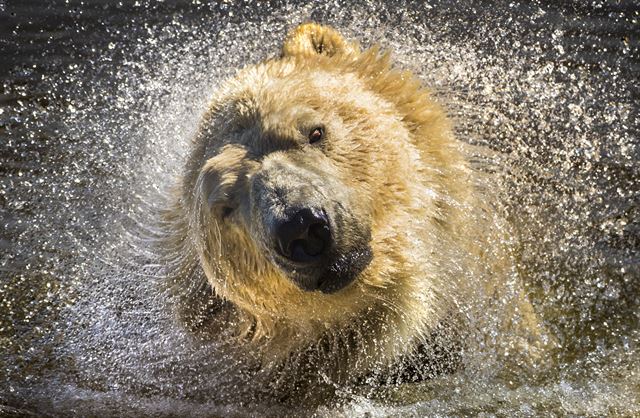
[{"x1": 275, "y1": 208, "x2": 331, "y2": 263}]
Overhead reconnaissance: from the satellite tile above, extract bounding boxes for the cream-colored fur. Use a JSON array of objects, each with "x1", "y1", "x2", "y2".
[{"x1": 161, "y1": 23, "x2": 548, "y2": 401}]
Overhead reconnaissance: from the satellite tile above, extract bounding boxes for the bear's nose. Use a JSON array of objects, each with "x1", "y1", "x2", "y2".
[{"x1": 275, "y1": 208, "x2": 331, "y2": 263}]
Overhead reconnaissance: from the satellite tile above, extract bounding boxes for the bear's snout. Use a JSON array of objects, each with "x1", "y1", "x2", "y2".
[
  {"x1": 270, "y1": 208, "x2": 372, "y2": 294},
  {"x1": 274, "y1": 207, "x2": 332, "y2": 263}
]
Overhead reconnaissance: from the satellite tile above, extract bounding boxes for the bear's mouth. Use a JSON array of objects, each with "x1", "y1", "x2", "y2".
[{"x1": 274, "y1": 246, "x2": 373, "y2": 294}]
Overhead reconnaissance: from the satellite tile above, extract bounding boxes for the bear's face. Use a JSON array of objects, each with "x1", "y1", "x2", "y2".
[{"x1": 181, "y1": 27, "x2": 434, "y2": 336}]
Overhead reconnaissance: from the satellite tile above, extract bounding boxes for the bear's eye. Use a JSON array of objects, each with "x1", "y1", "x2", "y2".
[{"x1": 308, "y1": 127, "x2": 324, "y2": 144}]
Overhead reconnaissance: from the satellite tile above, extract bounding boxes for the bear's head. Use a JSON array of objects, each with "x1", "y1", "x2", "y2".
[{"x1": 178, "y1": 24, "x2": 471, "y2": 347}]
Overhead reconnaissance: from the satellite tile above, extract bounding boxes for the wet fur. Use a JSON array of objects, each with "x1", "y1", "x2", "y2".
[{"x1": 159, "y1": 23, "x2": 548, "y2": 403}]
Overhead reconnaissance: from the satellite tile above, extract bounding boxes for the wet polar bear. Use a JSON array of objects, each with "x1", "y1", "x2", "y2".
[{"x1": 162, "y1": 23, "x2": 546, "y2": 404}]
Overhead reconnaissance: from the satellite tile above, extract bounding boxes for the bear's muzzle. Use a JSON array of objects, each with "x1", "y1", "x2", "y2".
[
  {"x1": 274, "y1": 207, "x2": 331, "y2": 263},
  {"x1": 269, "y1": 206, "x2": 371, "y2": 293}
]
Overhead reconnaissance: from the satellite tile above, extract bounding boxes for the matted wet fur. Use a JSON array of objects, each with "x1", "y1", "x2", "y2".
[{"x1": 158, "y1": 23, "x2": 550, "y2": 405}]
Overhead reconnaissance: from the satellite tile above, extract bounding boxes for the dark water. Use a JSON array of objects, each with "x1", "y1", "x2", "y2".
[{"x1": 1, "y1": 0, "x2": 638, "y2": 416}]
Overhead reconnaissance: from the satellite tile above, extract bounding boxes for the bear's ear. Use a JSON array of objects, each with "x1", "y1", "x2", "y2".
[{"x1": 282, "y1": 23, "x2": 358, "y2": 58}]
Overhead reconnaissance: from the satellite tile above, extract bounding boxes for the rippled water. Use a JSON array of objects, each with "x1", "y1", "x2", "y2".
[{"x1": 1, "y1": 0, "x2": 638, "y2": 416}]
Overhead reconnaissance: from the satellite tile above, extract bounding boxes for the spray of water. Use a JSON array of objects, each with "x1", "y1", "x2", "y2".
[{"x1": 1, "y1": 1, "x2": 637, "y2": 416}]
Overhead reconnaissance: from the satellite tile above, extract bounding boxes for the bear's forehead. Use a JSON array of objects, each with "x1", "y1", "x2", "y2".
[{"x1": 228, "y1": 67, "x2": 393, "y2": 126}]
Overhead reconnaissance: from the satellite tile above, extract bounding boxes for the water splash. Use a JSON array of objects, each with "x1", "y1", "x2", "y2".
[{"x1": 1, "y1": 0, "x2": 638, "y2": 415}]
